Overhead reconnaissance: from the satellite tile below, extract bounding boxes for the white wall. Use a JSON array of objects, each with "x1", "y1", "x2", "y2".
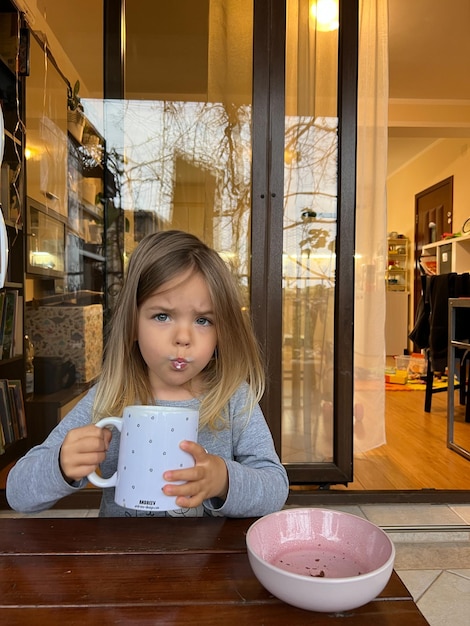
[{"x1": 387, "y1": 138, "x2": 470, "y2": 241}]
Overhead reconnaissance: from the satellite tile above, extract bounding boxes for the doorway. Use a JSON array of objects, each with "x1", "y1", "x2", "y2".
[{"x1": 414, "y1": 176, "x2": 453, "y2": 320}]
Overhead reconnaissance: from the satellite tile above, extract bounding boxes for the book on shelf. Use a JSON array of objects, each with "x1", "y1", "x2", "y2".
[
  {"x1": 7, "y1": 382, "x2": 20, "y2": 441},
  {"x1": 419, "y1": 255, "x2": 437, "y2": 276},
  {"x1": 0, "y1": 288, "x2": 18, "y2": 360},
  {"x1": 0, "y1": 378, "x2": 27, "y2": 448},
  {"x1": 13, "y1": 294, "x2": 23, "y2": 357},
  {"x1": 0, "y1": 378, "x2": 15, "y2": 446},
  {"x1": 8, "y1": 380, "x2": 27, "y2": 439}
]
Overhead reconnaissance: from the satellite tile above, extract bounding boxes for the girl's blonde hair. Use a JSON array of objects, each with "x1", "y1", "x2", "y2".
[{"x1": 92, "y1": 230, "x2": 265, "y2": 429}]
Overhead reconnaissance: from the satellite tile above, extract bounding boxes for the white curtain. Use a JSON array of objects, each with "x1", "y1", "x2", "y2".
[{"x1": 353, "y1": 0, "x2": 389, "y2": 452}]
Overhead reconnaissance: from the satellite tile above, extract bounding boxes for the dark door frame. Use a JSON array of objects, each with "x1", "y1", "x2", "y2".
[{"x1": 251, "y1": 0, "x2": 358, "y2": 485}]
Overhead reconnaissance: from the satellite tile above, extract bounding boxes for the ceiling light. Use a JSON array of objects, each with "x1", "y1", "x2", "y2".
[{"x1": 310, "y1": 0, "x2": 339, "y2": 32}]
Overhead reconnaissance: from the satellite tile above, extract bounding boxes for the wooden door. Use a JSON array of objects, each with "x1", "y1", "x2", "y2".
[{"x1": 414, "y1": 176, "x2": 453, "y2": 318}]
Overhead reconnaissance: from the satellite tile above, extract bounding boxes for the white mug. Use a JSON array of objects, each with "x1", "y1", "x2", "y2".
[{"x1": 88, "y1": 405, "x2": 199, "y2": 511}]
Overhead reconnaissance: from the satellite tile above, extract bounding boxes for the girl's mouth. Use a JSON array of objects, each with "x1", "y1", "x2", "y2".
[{"x1": 171, "y1": 357, "x2": 191, "y2": 371}]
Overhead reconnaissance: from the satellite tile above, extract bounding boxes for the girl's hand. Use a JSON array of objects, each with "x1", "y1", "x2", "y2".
[
  {"x1": 59, "y1": 425, "x2": 112, "y2": 483},
  {"x1": 162, "y1": 441, "x2": 228, "y2": 508}
]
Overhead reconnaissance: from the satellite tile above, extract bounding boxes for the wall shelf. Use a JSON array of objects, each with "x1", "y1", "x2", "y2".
[
  {"x1": 386, "y1": 237, "x2": 409, "y2": 291},
  {"x1": 422, "y1": 232, "x2": 470, "y2": 274},
  {"x1": 385, "y1": 237, "x2": 409, "y2": 355}
]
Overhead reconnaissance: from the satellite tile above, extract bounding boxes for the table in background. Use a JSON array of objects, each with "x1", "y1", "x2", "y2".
[{"x1": 0, "y1": 517, "x2": 429, "y2": 625}]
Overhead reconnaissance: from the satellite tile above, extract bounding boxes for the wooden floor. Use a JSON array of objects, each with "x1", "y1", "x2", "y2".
[{"x1": 344, "y1": 388, "x2": 470, "y2": 490}]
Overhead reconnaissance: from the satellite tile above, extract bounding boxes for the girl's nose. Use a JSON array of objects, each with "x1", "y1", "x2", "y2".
[
  {"x1": 176, "y1": 338, "x2": 190, "y2": 346},
  {"x1": 175, "y1": 326, "x2": 191, "y2": 346}
]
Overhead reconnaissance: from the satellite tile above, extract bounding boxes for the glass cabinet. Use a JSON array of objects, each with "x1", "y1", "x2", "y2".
[
  {"x1": 67, "y1": 120, "x2": 105, "y2": 295},
  {"x1": 26, "y1": 197, "x2": 66, "y2": 277}
]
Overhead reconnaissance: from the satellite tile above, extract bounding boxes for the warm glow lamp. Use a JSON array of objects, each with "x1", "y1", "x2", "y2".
[{"x1": 310, "y1": 0, "x2": 339, "y2": 32}]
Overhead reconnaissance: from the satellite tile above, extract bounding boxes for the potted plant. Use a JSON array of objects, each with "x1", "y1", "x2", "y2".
[{"x1": 67, "y1": 80, "x2": 86, "y2": 142}]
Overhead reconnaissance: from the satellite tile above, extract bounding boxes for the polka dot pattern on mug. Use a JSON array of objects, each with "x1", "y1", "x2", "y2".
[{"x1": 111, "y1": 406, "x2": 199, "y2": 511}]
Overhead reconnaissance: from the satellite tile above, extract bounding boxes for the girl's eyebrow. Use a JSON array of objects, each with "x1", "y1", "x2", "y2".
[{"x1": 145, "y1": 302, "x2": 214, "y2": 317}]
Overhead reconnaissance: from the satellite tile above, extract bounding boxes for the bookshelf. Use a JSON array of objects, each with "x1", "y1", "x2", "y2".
[
  {"x1": 385, "y1": 236, "x2": 409, "y2": 356},
  {"x1": 0, "y1": 2, "x2": 29, "y2": 467},
  {"x1": 386, "y1": 236, "x2": 409, "y2": 291},
  {"x1": 421, "y1": 232, "x2": 470, "y2": 275}
]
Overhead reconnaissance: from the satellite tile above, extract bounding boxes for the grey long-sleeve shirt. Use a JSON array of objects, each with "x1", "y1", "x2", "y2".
[{"x1": 6, "y1": 384, "x2": 289, "y2": 517}]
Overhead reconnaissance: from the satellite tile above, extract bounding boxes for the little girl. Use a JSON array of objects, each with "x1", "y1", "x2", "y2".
[{"x1": 7, "y1": 230, "x2": 289, "y2": 517}]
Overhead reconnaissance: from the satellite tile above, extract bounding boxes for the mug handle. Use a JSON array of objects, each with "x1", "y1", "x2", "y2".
[{"x1": 87, "y1": 416, "x2": 122, "y2": 488}]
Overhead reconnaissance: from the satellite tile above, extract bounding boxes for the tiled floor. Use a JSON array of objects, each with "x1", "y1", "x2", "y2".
[{"x1": 1, "y1": 503, "x2": 470, "y2": 625}]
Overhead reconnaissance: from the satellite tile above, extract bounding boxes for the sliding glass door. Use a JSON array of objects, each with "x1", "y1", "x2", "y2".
[
  {"x1": 280, "y1": 1, "x2": 357, "y2": 483},
  {"x1": 102, "y1": 0, "x2": 357, "y2": 485}
]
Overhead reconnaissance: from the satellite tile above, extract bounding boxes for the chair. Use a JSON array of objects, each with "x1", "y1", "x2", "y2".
[
  {"x1": 423, "y1": 348, "x2": 469, "y2": 418},
  {"x1": 409, "y1": 272, "x2": 470, "y2": 413}
]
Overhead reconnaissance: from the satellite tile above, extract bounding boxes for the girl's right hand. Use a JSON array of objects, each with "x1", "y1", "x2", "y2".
[{"x1": 59, "y1": 425, "x2": 112, "y2": 483}]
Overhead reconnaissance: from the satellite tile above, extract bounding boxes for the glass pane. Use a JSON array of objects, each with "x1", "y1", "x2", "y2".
[
  {"x1": 25, "y1": 34, "x2": 68, "y2": 217},
  {"x1": 101, "y1": 0, "x2": 253, "y2": 310},
  {"x1": 23, "y1": 1, "x2": 105, "y2": 298},
  {"x1": 27, "y1": 200, "x2": 65, "y2": 274},
  {"x1": 282, "y1": 0, "x2": 338, "y2": 463}
]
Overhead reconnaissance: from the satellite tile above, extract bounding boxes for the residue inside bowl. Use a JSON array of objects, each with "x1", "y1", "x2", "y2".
[{"x1": 270, "y1": 544, "x2": 369, "y2": 578}]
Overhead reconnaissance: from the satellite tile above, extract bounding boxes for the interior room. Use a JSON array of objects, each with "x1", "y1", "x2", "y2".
[
  {"x1": 353, "y1": 0, "x2": 470, "y2": 491},
  {"x1": 2, "y1": 2, "x2": 470, "y2": 624}
]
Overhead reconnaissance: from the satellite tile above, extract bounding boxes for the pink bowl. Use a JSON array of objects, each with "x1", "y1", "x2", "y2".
[{"x1": 246, "y1": 507, "x2": 395, "y2": 612}]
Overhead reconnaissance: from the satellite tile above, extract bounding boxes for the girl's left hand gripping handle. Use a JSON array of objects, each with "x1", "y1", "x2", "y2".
[{"x1": 87, "y1": 417, "x2": 122, "y2": 487}]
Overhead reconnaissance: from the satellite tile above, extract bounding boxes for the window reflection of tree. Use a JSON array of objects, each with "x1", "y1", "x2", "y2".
[
  {"x1": 103, "y1": 148, "x2": 126, "y2": 315},
  {"x1": 104, "y1": 100, "x2": 252, "y2": 308},
  {"x1": 104, "y1": 105, "x2": 337, "y2": 440},
  {"x1": 283, "y1": 116, "x2": 337, "y2": 461}
]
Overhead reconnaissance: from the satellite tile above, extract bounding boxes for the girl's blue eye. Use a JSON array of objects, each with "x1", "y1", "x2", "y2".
[
  {"x1": 196, "y1": 317, "x2": 212, "y2": 326},
  {"x1": 155, "y1": 313, "x2": 169, "y2": 322}
]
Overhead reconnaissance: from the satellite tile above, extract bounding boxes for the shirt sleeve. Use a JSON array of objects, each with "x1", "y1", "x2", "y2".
[
  {"x1": 202, "y1": 384, "x2": 289, "y2": 518},
  {"x1": 5, "y1": 388, "x2": 95, "y2": 513}
]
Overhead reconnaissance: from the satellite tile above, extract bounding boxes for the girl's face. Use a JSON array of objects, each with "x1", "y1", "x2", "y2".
[{"x1": 137, "y1": 269, "x2": 217, "y2": 400}]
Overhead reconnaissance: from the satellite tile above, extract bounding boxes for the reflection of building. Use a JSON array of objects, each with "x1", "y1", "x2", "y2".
[
  {"x1": 91, "y1": 99, "x2": 253, "y2": 277},
  {"x1": 172, "y1": 158, "x2": 216, "y2": 247}
]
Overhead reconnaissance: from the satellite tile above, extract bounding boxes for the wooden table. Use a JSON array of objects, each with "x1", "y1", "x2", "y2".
[{"x1": 0, "y1": 517, "x2": 429, "y2": 625}]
